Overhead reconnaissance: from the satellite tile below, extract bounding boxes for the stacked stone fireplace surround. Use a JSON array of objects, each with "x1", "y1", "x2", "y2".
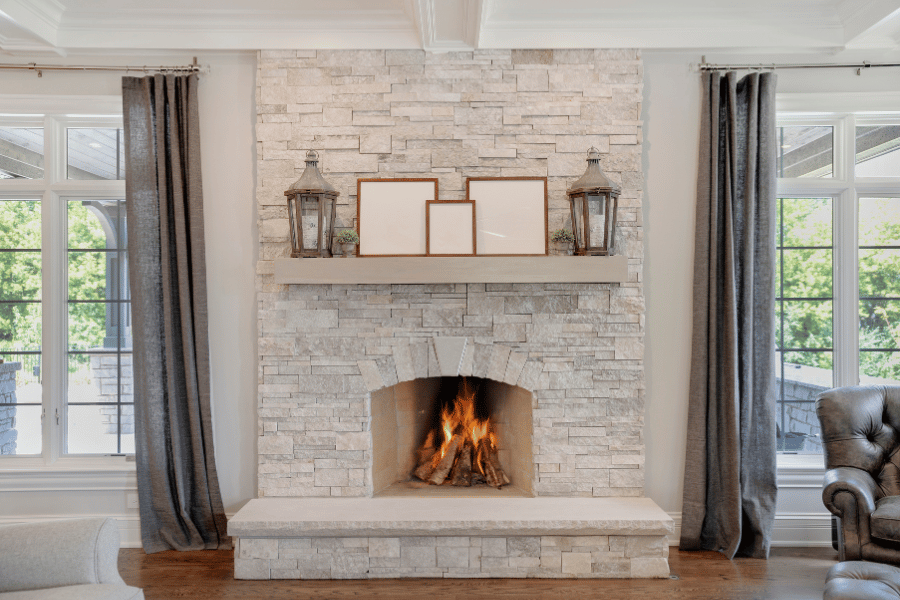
[{"x1": 236, "y1": 48, "x2": 672, "y2": 579}]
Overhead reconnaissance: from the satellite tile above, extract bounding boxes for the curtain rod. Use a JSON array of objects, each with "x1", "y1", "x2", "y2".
[
  {"x1": 698, "y1": 57, "x2": 900, "y2": 75},
  {"x1": 0, "y1": 57, "x2": 207, "y2": 78}
]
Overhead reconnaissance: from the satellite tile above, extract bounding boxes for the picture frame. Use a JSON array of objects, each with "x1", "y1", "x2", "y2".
[
  {"x1": 426, "y1": 200, "x2": 476, "y2": 256},
  {"x1": 466, "y1": 177, "x2": 548, "y2": 256},
  {"x1": 357, "y1": 178, "x2": 438, "y2": 256}
]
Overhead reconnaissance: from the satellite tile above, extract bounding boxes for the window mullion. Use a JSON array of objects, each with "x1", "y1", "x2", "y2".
[
  {"x1": 834, "y1": 114, "x2": 860, "y2": 388},
  {"x1": 43, "y1": 116, "x2": 68, "y2": 462},
  {"x1": 40, "y1": 187, "x2": 66, "y2": 463},
  {"x1": 834, "y1": 187, "x2": 859, "y2": 387}
]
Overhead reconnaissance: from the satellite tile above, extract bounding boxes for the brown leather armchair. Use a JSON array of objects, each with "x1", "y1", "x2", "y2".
[{"x1": 817, "y1": 385, "x2": 900, "y2": 564}]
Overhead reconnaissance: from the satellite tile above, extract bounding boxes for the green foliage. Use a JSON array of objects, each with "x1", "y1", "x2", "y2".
[
  {"x1": 0, "y1": 200, "x2": 41, "y2": 353},
  {"x1": 335, "y1": 229, "x2": 359, "y2": 244},
  {"x1": 550, "y1": 229, "x2": 575, "y2": 244},
  {"x1": 778, "y1": 197, "x2": 900, "y2": 382},
  {"x1": 66, "y1": 203, "x2": 109, "y2": 354},
  {"x1": 0, "y1": 201, "x2": 113, "y2": 369}
]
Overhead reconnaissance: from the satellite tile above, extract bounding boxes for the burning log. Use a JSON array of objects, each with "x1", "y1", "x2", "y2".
[
  {"x1": 450, "y1": 441, "x2": 473, "y2": 486},
  {"x1": 409, "y1": 378, "x2": 511, "y2": 488},
  {"x1": 476, "y1": 437, "x2": 509, "y2": 489},
  {"x1": 428, "y1": 435, "x2": 462, "y2": 485},
  {"x1": 413, "y1": 448, "x2": 437, "y2": 482},
  {"x1": 413, "y1": 432, "x2": 438, "y2": 481}
]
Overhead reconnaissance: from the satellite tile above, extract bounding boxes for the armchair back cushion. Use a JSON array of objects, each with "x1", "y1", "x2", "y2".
[{"x1": 818, "y1": 385, "x2": 900, "y2": 500}]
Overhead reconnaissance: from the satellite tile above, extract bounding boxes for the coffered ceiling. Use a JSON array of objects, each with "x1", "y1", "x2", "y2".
[{"x1": 0, "y1": 0, "x2": 898, "y2": 55}]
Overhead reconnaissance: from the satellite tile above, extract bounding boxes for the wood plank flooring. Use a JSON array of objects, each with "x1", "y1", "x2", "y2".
[{"x1": 118, "y1": 546, "x2": 838, "y2": 599}]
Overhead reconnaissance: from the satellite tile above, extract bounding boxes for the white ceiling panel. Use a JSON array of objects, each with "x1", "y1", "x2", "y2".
[{"x1": 0, "y1": 0, "x2": 896, "y2": 54}]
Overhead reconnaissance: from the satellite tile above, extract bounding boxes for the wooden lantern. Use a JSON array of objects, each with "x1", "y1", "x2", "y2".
[
  {"x1": 284, "y1": 150, "x2": 339, "y2": 258},
  {"x1": 566, "y1": 147, "x2": 620, "y2": 256}
]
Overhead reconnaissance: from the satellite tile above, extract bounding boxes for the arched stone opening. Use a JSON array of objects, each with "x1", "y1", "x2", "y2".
[{"x1": 371, "y1": 374, "x2": 534, "y2": 497}]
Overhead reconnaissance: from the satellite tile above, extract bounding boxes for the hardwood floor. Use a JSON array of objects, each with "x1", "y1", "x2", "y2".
[{"x1": 118, "y1": 546, "x2": 839, "y2": 599}]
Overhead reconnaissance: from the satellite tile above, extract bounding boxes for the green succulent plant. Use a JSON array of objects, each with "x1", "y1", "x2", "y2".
[
  {"x1": 335, "y1": 229, "x2": 360, "y2": 244},
  {"x1": 550, "y1": 229, "x2": 575, "y2": 244}
]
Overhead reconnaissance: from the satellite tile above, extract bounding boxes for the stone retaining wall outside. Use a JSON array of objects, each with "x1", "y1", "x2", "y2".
[{"x1": 0, "y1": 362, "x2": 21, "y2": 455}]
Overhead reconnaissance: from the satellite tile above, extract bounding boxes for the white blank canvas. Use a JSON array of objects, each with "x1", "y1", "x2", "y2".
[
  {"x1": 428, "y1": 201, "x2": 475, "y2": 255},
  {"x1": 468, "y1": 178, "x2": 547, "y2": 255},
  {"x1": 358, "y1": 179, "x2": 436, "y2": 256}
]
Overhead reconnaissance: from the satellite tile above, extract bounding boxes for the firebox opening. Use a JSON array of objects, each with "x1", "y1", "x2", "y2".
[{"x1": 371, "y1": 375, "x2": 534, "y2": 498}]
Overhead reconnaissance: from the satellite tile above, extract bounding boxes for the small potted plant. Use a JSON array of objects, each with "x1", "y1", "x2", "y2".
[
  {"x1": 335, "y1": 229, "x2": 359, "y2": 258},
  {"x1": 549, "y1": 229, "x2": 575, "y2": 256}
]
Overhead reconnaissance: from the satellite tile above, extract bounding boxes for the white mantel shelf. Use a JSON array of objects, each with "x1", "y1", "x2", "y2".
[{"x1": 274, "y1": 255, "x2": 628, "y2": 285}]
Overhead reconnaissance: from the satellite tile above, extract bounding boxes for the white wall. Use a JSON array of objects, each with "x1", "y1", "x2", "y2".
[
  {"x1": 641, "y1": 49, "x2": 900, "y2": 545},
  {"x1": 0, "y1": 51, "x2": 258, "y2": 545},
  {"x1": 5, "y1": 46, "x2": 899, "y2": 549}
]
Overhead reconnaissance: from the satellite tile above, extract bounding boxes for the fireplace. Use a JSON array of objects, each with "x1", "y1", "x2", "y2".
[
  {"x1": 233, "y1": 48, "x2": 673, "y2": 580},
  {"x1": 372, "y1": 376, "x2": 533, "y2": 497}
]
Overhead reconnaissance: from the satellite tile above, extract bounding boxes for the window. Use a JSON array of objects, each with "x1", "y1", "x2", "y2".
[
  {"x1": 776, "y1": 110, "x2": 900, "y2": 458},
  {"x1": 0, "y1": 103, "x2": 130, "y2": 465}
]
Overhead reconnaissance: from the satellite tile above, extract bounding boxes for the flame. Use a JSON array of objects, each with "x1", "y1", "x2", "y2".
[{"x1": 432, "y1": 378, "x2": 493, "y2": 466}]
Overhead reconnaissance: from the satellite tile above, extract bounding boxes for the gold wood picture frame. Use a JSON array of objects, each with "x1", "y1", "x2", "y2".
[{"x1": 426, "y1": 200, "x2": 477, "y2": 256}]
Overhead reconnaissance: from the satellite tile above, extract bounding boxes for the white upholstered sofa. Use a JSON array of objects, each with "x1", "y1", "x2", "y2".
[{"x1": 0, "y1": 518, "x2": 144, "y2": 600}]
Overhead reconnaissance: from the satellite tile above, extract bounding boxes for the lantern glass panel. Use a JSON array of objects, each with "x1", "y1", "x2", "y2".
[
  {"x1": 288, "y1": 197, "x2": 300, "y2": 253},
  {"x1": 572, "y1": 194, "x2": 585, "y2": 248},
  {"x1": 324, "y1": 196, "x2": 335, "y2": 253},
  {"x1": 588, "y1": 193, "x2": 606, "y2": 248},
  {"x1": 607, "y1": 196, "x2": 617, "y2": 254},
  {"x1": 300, "y1": 195, "x2": 320, "y2": 250}
]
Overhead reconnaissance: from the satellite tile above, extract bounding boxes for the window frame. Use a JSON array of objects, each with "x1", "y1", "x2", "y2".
[
  {"x1": 0, "y1": 95, "x2": 132, "y2": 473},
  {"x1": 776, "y1": 94, "x2": 900, "y2": 475}
]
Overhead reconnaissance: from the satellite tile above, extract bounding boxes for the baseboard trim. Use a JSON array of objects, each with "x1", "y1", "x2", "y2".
[{"x1": 665, "y1": 511, "x2": 833, "y2": 547}]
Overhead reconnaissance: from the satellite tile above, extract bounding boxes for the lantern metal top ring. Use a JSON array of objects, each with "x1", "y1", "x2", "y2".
[
  {"x1": 566, "y1": 147, "x2": 621, "y2": 256},
  {"x1": 284, "y1": 150, "x2": 340, "y2": 258}
]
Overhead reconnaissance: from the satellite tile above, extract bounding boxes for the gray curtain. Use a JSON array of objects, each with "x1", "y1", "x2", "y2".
[
  {"x1": 122, "y1": 74, "x2": 229, "y2": 553},
  {"x1": 679, "y1": 71, "x2": 778, "y2": 559}
]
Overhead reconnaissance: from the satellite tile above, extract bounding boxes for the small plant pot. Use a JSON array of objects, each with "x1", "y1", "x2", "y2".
[
  {"x1": 550, "y1": 241, "x2": 572, "y2": 256},
  {"x1": 341, "y1": 243, "x2": 357, "y2": 258}
]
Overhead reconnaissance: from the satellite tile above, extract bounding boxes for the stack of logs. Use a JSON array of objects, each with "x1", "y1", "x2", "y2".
[{"x1": 413, "y1": 431, "x2": 510, "y2": 488}]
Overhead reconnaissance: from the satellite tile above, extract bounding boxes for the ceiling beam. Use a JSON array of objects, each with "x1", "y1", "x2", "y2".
[
  {"x1": 838, "y1": 0, "x2": 900, "y2": 45},
  {"x1": 409, "y1": 0, "x2": 436, "y2": 50},
  {"x1": 0, "y1": 0, "x2": 61, "y2": 47},
  {"x1": 464, "y1": 0, "x2": 490, "y2": 49}
]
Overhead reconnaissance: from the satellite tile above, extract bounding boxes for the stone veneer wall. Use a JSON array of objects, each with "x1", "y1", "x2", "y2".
[
  {"x1": 235, "y1": 534, "x2": 669, "y2": 580},
  {"x1": 0, "y1": 362, "x2": 21, "y2": 455},
  {"x1": 256, "y1": 49, "x2": 645, "y2": 499}
]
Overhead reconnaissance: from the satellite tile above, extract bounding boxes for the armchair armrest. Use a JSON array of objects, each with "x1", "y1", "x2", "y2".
[
  {"x1": 0, "y1": 517, "x2": 125, "y2": 593},
  {"x1": 823, "y1": 467, "x2": 878, "y2": 517},
  {"x1": 823, "y1": 467, "x2": 879, "y2": 561}
]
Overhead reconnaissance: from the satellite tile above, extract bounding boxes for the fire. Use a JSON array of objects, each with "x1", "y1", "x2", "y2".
[
  {"x1": 414, "y1": 378, "x2": 509, "y2": 489},
  {"x1": 433, "y1": 379, "x2": 493, "y2": 466}
]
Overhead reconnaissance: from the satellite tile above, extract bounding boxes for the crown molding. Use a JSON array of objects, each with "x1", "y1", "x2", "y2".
[
  {"x1": 838, "y1": 0, "x2": 900, "y2": 45},
  {"x1": 0, "y1": 0, "x2": 62, "y2": 46},
  {"x1": 0, "y1": 37, "x2": 66, "y2": 56}
]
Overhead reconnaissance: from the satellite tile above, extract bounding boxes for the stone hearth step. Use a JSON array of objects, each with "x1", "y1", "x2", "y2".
[{"x1": 229, "y1": 497, "x2": 673, "y2": 580}]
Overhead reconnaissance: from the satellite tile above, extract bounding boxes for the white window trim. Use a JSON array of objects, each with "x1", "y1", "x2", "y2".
[
  {"x1": 0, "y1": 95, "x2": 133, "y2": 477},
  {"x1": 776, "y1": 91, "x2": 900, "y2": 474}
]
